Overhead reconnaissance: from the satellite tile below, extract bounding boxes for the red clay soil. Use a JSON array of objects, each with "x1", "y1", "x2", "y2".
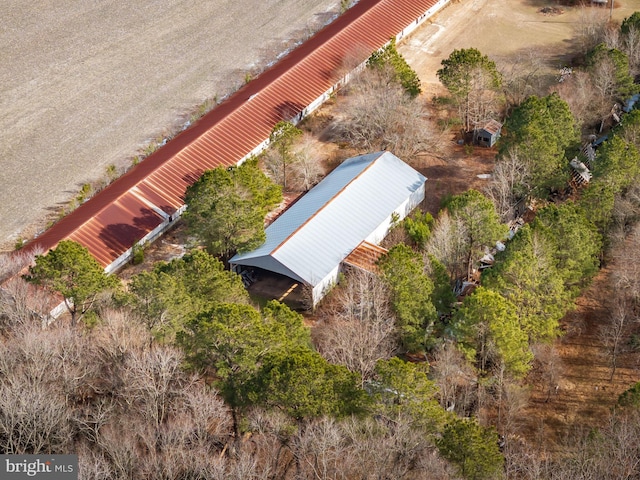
[
  {"x1": 520, "y1": 266, "x2": 640, "y2": 453},
  {"x1": 416, "y1": 145, "x2": 496, "y2": 215}
]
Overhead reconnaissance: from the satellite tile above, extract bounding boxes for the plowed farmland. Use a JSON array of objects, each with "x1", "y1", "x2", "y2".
[{"x1": 1, "y1": 0, "x2": 339, "y2": 248}]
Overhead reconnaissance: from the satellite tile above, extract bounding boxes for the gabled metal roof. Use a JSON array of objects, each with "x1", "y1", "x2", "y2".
[
  {"x1": 22, "y1": 0, "x2": 441, "y2": 267},
  {"x1": 230, "y1": 152, "x2": 426, "y2": 286},
  {"x1": 479, "y1": 119, "x2": 503, "y2": 136}
]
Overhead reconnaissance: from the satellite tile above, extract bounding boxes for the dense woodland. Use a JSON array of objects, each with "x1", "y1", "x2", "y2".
[{"x1": 2, "y1": 9, "x2": 640, "y2": 480}]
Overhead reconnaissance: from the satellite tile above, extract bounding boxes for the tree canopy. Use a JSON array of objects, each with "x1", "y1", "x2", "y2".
[
  {"x1": 453, "y1": 287, "x2": 532, "y2": 378},
  {"x1": 618, "y1": 381, "x2": 640, "y2": 409},
  {"x1": 177, "y1": 301, "x2": 311, "y2": 436},
  {"x1": 183, "y1": 157, "x2": 282, "y2": 260},
  {"x1": 24, "y1": 240, "x2": 119, "y2": 325},
  {"x1": 378, "y1": 244, "x2": 437, "y2": 352},
  {"x1": 404, "y1": 210, "x2": 434, "y2": 249},
  {"x1": 436, "y1": 417, "x2": 504, "y2": 480},
  {"x1": 426, "y1": 254, "x2": 457, "y2": 318},
  {"x1": 444, "y1": 189, "x2": 507, "y2": 279},
  {"x1": 532, "y1": 202, "x2": 602, "y2": 294},
  {"x1": 268, "y1": 121, "x2": 303, "y2": 190},
  {"x1": 498, "y1": 93, "x2": 579, "y2": 195},
  {"x1": 579, "y1": 134, "x2": 640, "y2": 235},
  {"x1": 591, "y1": 135, "x2": 640, "y2": 194},
  {"x1": 248, "y1": 347, "x2": 368, "y2": 421},
  {"x1": 437, "y1": 48, "x2": 502, "y2": 132},
  {"x1": 372, "y1": 357, "x2": 447, "y2": 432},
  {"x1": 586, "y1": 43, "x2": 637, "y2": 101},
  {"x1": 127, "y1": 249, "x2": 249, "y2": 339},
  {"x1": 482, "y1": 225, "x2": 568, "y2": 342},
  {"x1": 367, "y1": 38, "x2": 421, "y2": 98}
]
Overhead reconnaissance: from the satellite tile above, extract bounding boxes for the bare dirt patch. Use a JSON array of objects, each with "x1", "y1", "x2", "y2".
[
  {"x1": 1, "y1": 0, "x2": 340, "y2": 249},
  {"x1": 415, "y1": 145, "x2": 496, "y2": 214},
  {"x1": 398, "y1": 0, "x2": 639, "y2": 100}
]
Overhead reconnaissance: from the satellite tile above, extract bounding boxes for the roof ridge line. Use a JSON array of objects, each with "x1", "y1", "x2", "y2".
[{"x1": 270, "y1": 151, "x2": 385, "y2": 256}]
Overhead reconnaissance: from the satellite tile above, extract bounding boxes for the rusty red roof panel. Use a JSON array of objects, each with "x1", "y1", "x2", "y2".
[
  {"x1": 23, "y1": 0, "x2": 440, "y2": 267},
  {"x1": 481, "y1": 119, "x2": 503, "y2": 135},
  {"x1": 343, "y1": 241, "x2": 388, "y2": 274}
]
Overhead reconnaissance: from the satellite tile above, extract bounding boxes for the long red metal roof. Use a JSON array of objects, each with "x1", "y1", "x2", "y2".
[{"x1": 23, "y1": 0, "x2": 440, "y2": 267}]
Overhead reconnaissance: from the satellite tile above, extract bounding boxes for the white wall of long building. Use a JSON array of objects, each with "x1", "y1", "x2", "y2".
[{"x1": 105, "y1": 0, "x2": 448, "y2": 274}]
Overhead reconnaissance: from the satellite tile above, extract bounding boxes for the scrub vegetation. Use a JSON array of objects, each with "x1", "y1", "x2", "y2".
[{"x1": 2, "y1": 2, "x2": 640, "y2": 479}]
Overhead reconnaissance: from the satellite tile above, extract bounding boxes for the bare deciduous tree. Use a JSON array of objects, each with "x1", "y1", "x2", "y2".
[
  {"x1": 600, "y1": 294, "x2": 629, "y2": 381},
  {"x1": 485, "y1": 148, "x2": 530, "y2": 222},
  {"x1": 290, "y1": 133, "x2": 325, "y2": 192},
  {"x1": 92, "y1": 308, "x2": 151, "y2": 364},
  {"x1": 121, "y1": 347, "x2": 185, "y2": 428},
  {"x1": 531, "y1": 343, "x2": 562, "y2": 403},
  {"x1": 292, "y1": 418, "x2": 345, "y2": 480},
  {"x1": 339, "y1": 415, "x2": 454, "y2": 479},
  {"x1": 0, "y1": 249, "x2": 40, "y2": 282},
  {"x1": 0, "y1": 250, "x2": 50, "y2": 330},
  {"x1": 590, "y1": 54, "x2": 621, "y2": 128},
  {"x1": 425, "y1": 210, "x2": 469, "y2": 281},
  {"x1": 315, "y1": 268, "x2": 397, "y2": 381},
  {"x1": 550, "y1": 410, "x2": 640, "y2": 479},
  {"x1": 553, "y1": 70, "x2": 605, "y2": 130},
  {"x1": 0, "y1": 375, "x2": 72, "y2": 454},
  {"x1": 611, "y1": 221, "x2": 640, "y2": 304},
  {"x1": 575, "y1": 6, "x2": 611, "y2": 55},
  {"x1": 430, "y1": 342, "x2": 477, "y2": 416},
  {"x1": 497, "y1": 49, "x2": 546, "y2": 108},
  {"x1": 332, "y1": 67, "x2": 441, "y2": 161},
  {"x1": 622, "y1": 26, "x2": 640, "y2": 77},
  {"x1": 265, "y1": 133, "x2": 324, "y2": 193}
]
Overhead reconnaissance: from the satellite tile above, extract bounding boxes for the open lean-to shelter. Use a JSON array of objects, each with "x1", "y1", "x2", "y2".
[{"x1": 230, "y1": 151, "x2": 426, "y2": 307}]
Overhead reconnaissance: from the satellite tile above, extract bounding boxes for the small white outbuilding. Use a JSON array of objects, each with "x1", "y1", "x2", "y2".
[{"x1": 230, "y1": 151, "x2": 427, "y2": 307}]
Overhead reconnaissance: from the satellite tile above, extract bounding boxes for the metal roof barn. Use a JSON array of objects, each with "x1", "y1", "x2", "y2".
[
  {"x1": 230, "y1": 151, "x2": 426, "y2": 306},
  {"x1": 21, "y1": 0, "x2": 448, "y2": 271}
]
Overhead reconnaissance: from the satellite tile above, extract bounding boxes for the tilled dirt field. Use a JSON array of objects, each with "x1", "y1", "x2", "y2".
[{"x1": 1, "y1": 0, "x2": 339, "y2": 248}]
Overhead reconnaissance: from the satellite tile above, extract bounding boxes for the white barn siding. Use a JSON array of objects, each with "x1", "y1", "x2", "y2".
[
  {"x1": 365, "y1": 183, "x2": 426, "y2": 246},
  {"x1": 395, "y1": 0, "x2": 450, "y2": 42},
  {"x1": 230, "y1": 151, "x2": 427, "y2": 307},
  {"x1": 312, "y1": 264, "x2": 342, "y2": 307}
]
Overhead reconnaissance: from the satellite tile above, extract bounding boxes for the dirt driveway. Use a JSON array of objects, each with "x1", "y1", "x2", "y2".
[
  {"x1": 399, "y1": 0, "x2": 640, "y2": 98},
  {"x1": 1, "y1": 0, "x2": 339, "y2": 249}
]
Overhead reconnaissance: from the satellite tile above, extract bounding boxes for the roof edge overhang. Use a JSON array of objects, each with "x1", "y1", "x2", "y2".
[{"x1": 230, "y1": 254, "x2": 308, "y2": 285}]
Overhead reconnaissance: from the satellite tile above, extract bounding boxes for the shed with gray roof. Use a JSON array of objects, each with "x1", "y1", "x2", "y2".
[
  {"x1": 475, "y1": 119, "x2": 502, "y2": 147},
  {"x1": 230, "y1": 151, "x2": 426, "y2": 306}
]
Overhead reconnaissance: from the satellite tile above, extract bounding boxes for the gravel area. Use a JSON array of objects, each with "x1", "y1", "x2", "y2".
[{"x1": 1, "y1": 0, "x2": 339, "y2": 249}]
